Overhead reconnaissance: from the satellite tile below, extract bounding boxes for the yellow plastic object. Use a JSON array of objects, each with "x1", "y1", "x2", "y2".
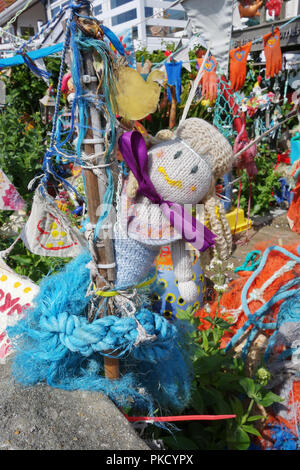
[
  {"x1": 225, "y1": 207, "x2": 252, "y2": 234},
  {"x1": 114, "y1": 66, "x2": 165, "y2": 120}
]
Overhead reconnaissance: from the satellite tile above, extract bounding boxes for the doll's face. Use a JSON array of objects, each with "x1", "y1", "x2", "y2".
[{"x1": 148, "y1": 140, "x2": 212, "y2": 205}]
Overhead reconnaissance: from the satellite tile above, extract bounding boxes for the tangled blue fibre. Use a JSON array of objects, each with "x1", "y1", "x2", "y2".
[
  {"x1": 269, "y1": 424, "x2": 299, "y2": 450},
  {"x1": 7, "y1": 251, "x2": 193, "y2": 416}
]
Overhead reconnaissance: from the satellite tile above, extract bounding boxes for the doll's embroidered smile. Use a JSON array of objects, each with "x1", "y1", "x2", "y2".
[{"x1": 158, "y1": 166, "x2": 183, "y2": 189}]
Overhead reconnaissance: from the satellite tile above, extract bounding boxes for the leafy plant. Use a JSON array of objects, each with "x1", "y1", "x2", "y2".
[
  {"x1": 4, "y1": 57, "x2": 62, "y2": 115},
  {"x1": 0, "y1": 58, "x2": 71, "y2": 283},
  {"x1": 158, "y1": 306, "x2": 282, "y2": 450},
  {"x1": 0, "y1": 106, "x2": 45, "y2": 204},
  {"x1": 232, "y1": 143, "x2": 281, "y2": 216}
]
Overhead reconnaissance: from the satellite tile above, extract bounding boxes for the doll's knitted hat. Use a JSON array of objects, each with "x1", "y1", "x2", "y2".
[{"x1": 175, "y1": 118, "x2": 234, "y2": 180}]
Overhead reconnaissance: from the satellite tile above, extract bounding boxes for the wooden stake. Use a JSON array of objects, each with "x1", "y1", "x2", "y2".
[
  {"x1": 168, "y1": 84, "x2": 177, "y2": 130},
  {"x1": 73, "y1": 0, "x2": 119, "y2": 380}
]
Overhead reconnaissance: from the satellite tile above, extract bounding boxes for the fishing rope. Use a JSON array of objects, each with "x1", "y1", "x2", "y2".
[
  {"x1": 70, "y1": 27, "x2": 117, "y2": 242},
  {"x1": 225, "y1": 245, "x2": 300, "y2": 360},
  {"x1": 37, "y1": 0, "x2": 117, "y2": 209},
  {"x1": 40, "y1": 5, "x2": 77, "y2": 198},
  {"x1": 234, "y1": 250, "x2": 262, "y2": 273},
  {"x1": 0, "y1": 26, "x2": 24, "y2": 47}
]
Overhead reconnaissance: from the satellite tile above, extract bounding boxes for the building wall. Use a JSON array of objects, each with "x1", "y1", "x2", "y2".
[
  {"x1": 16, "y1": 1, "x2": 46, "y2": 37},
  {"x1": 46, "y1": 0, "x2": 187, "y2": 51}
]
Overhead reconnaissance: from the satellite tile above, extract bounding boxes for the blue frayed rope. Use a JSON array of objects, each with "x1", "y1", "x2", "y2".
[{"x1": 7, "y1": 251, "x2": 193, "y2": 415}]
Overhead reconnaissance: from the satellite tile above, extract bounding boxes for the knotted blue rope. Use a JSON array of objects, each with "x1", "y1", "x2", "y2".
[
  {"x1": 35, "y1": 306, "x2": 177, "y2": 361},
  {"x1": 7, "y1": 251, "x2": 193, "y2": 415}
]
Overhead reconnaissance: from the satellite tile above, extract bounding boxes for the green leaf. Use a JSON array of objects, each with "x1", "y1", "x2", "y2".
[
  {"x1": 239, "y1": 377, "x2": 257, "y2": 398},
  {"x1": 241, "y1": 424, "x2": 262, "y2": 438},
  {"x1": 247, "y1": 415, "x2": 265, "y2": 422},
  {"x1": 190, "y1": 389, "x2": 204, "y2": 414},
  {"x1": 201, "y1": 330, "x2": 209, "y2": 351},
  {"x1": 194, "y1": 354, "x2": 225, "y2": 374},
  {"x1": 227, "y1": 426, "x2": 251, "y2": 451},
  {"x1": 258, "y1": 391, "x2": 283, "y2": 408},
  {"x1": 229, "y1": 397, "x2": 244, "y2": 425},
  {"x1": 10, "y1": 255, "x2": 32, "y2": 265},
  {"x1": 176, "y1": 307, "x2": 194, "y2": 322}
]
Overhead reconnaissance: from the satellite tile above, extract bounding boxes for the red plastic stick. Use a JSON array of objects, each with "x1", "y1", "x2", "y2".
[{"x1": 124, "y1": 413, "x2": 236, "y2": 423}]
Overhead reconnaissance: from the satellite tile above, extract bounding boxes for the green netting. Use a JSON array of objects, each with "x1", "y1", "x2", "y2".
[{"x1": 213, "y1": 77, "x2": 240, "y2": 142}]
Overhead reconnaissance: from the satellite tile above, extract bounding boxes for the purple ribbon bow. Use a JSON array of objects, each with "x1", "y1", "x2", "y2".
[{"x1": 118, "y1": 131, "x2": 216, "y2": 252}]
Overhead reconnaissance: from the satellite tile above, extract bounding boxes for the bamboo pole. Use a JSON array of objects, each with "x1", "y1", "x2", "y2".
[{"x1": 73, "y1": 0, "x2": 119, "y2": 380}]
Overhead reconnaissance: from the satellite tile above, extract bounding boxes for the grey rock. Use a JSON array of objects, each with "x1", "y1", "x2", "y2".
[{"x1": 0, "y1": 358, "x2": 150, "y2": 450}]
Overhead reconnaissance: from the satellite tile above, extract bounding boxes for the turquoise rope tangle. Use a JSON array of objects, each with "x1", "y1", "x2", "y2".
[
  {"x1": 7, "y1": 251, "x2": 194, "y2": 415},
  {"x1": 234, "y1": 250, "x2": 261, "y2": 273},
  {"x1": 226, "y1": 245, "x2": 300, "y2": 360}
]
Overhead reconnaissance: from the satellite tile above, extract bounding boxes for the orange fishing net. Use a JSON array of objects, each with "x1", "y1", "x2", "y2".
[
  {"x1": 196, "y1": 242, "x2": 300, "y2": 448},
  {"x1": 196, "y1": 243, "x2": 300, "y2": 348}
]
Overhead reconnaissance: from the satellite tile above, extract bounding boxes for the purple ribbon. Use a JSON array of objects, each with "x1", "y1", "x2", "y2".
[{"x1": 118, "y1": 131, "x2": 216, "y2": 252}]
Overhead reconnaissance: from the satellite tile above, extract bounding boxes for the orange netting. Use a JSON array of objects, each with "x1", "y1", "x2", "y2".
[{"x1": 196, "y1": 242, "x2": 300, "y2": 349}]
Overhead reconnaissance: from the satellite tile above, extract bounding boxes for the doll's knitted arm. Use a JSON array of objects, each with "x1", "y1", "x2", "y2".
[{"x1": 171, "y1": 239, "x2": 199, "y2": 302}]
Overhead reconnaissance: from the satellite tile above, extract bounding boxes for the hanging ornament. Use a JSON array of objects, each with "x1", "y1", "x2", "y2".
[
  {"x1": 20, "y1": 187, "x2": 87, "y2": 258},
  {"x1": 0, "y1": 256, "x2": 39, "y2": 361},
  {"x1": 0, "y1": 169, "x2": 26, "y2": 211},
  {"x1": 264, "y1": 27, "x2": 282, "y2": 78},
  {"x1": 196, "y1": 52, "x2": 218, "y2": 102},
  {"x1": 229, "y1": 42, "x2": 252, "y2": 91},
  {"x1": 114, "y1": 67, "x2": 165, "y2": 120},
  {"x1": 39, "y1": 86, "x2": 56, "y2": 125}
]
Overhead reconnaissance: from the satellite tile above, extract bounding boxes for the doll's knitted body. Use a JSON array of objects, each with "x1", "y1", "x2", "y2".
[
  {"x1": 114, "y1": 181, "x2": 198, "y2": 301},
  {"x1": 114, "y1": 118, "x2": 234, "y2": 302}
]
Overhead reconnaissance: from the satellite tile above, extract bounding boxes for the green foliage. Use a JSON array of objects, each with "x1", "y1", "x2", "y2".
[
  {"x1": 0, "y1": 57, "x2": 62, "y2": 204},
  {"x1": 0, "y1": 57, "x2": 70, "y2": 283},
  {"x1": 135, "y1": 47, "x2": 167, "y2": 66},
  {"x1": 233, "y1": 143, "x2": 281, "y2": 216},
  {"x1": 4, "y1": 243, "x2": 70, "y2": 284},
  {"x1": 0, "y1": 106, "x2": 44, "y2": 204},
  {"x1": 158, "y1": 306, "x2": 282, "y2": 451},
  {"x1": 4, "y1": 57, "x2": 62, "y2": 115}
]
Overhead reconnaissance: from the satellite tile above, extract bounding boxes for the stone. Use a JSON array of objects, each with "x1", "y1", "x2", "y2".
[{"x1": 0, "y1": 358, "x2": 149, "y2": 450}]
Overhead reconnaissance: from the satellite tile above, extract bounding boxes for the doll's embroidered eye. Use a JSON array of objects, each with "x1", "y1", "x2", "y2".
[
  {"x1": 190, "y1": 165, "x2": 198, "y2": 174},
  {"x1": 174, "y1": 150, "x2": 182, "y2": 159}
]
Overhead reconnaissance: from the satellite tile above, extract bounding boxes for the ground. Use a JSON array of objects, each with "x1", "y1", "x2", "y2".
[{"x1": 229, "y1": 210, "x2": 300, "y2": 277}]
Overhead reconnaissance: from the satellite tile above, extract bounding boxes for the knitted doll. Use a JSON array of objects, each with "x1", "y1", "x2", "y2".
[{"x1": 115, "y1": 118, "x2": 234, "y2": 302}]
